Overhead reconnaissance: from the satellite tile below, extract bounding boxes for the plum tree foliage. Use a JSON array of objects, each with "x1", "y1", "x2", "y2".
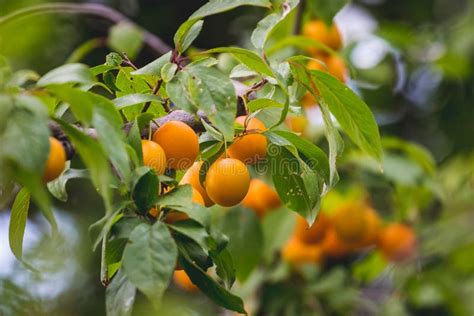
[{"x1": 0, "y1": 0, "x2": 390, "y2": 314}]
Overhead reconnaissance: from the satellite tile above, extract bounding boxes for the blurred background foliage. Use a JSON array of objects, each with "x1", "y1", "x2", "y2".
[{"x1": 0, "y1": 0, "x2": 473, "y2": 315}]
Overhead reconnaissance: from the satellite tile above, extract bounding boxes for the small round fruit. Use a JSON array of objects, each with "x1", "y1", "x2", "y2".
[
  {"x1": 332, "y1": 203, "x2": 367, "y2": 245},
  {"x1": 303, "y1": 20, "x2": 342, "y2": 50},
  {"x1": 301, "y1": 92, "x2": 317, "y2": 108},
  {"x1": 173, "y1": 270, "x2": 198, "y2": 292},
  {"x1": 327, "y1": 24, "x2": 342, "y2": 50},
  {"x1": 43, "y1": 137, "x2": 66, "y2": 182},
  {"x1": 327, "y1": 55, "x2": 347, "y2": 82},
  {"x1": 281, "y1": 237, "x2": 323, "y2": 265},
  {"x1": 285, "y1": 116, "x2": 309, "y2": 134},
  {"x1": 294, "y1": 213, "x2": 330, "y2": 244},
  {"x1": 205, "y1": 158, "x2": 250, "y2": 207},
  {"x1": 152, "y1": 121, "x2": 199, "y2": 170},
  {"x1": 166, "y1": 187, "x2": 205, "y2": 223},
  {"x1": 149, "y1": 207, "x2": 160, "y2": 218},
  {"x1": 321, "y1": 227, "x2": 350, "y2": 258},
  {"x1": 242, "y1": 179, "x2": 281, "y2": 217},
  {"x1": 227, "y1": 116, "x2": 267, "y2": 164},
  {"x1": 359, "y1": 208, "x2": 381, "y2": 247},
  {"x1": 180, "y1": 161, "x2": 214, "y2": 207},
  {"x1": 378, "y1": 223, "x2": 416, "y2": 262},
  {"x1": 303, "y1": 20, "x2": 329, "y2": 46},
  {"x1": 141, "y1": 140, "x2": 167, "y2": 175}
]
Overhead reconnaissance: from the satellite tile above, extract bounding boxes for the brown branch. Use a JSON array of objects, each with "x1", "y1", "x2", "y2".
[
  {"x1": 0, "y1": 3, "x2": 172, "y2": 56},
  {"x1": 121, "y1": 53, "x2": 138, "y2": 70}
]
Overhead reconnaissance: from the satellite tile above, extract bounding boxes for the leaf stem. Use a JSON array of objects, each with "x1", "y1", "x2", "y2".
[
  {"x1": 121, "y1": 53, "x2": 138, "y2": 70},
  {"x1": 142, "y1": 79, "x2": 163, "y2": 113},
  {"x1": 100, "y1": 235, "x2": 109, "y2": 287}
]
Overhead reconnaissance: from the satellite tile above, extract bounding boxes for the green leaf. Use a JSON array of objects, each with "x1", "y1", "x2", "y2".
[
  {"x1": 205, "y1": 47, "x2": 274, "y2": 77},
  {"x1": 188, "y1": 57, "x2": 218, "y2": 68},
  {"x1": 0, "y1": 95, "x2": 49, "y2": 174},
  {"x1": 113, "y1": 93, "x2": 163, "y2": 110},
  {"x1": 168, "y1": 220, "x2": 209, "y2": 253},
  {"x1": 220, "y1": 208, "x2": 263, "y2": 281},
  {"x1": 56, "y1": 119, "x2": 113, "y2": 212},
  {"x1": 161, "y1": 62, "x2": 178, "y2": 83},
  {"x1": 122, "y1": 222, "x2": 177, "y2": 308},
  {"x1": 261, "y1": 207, "x2": 296, "y2": 261},
  {"x1": 89, "y1": 209, "x2": 124, "y2": 252},
  {"x1": 200, "y1": 141, "x2": 224, "y2": 161},
  {"x1": 131, "y1": 167, "x2": 159, "y2": 214},
  {"x1": 268, "y1": 144, "x2": 319, "y2": 223},
  {"x1": 127, "y1": 113, "x2": 155, "y2": 163},
  {"x1": 201, "y1": 119, "x2": 224, "y2": 141},
  {"x1": 8, "y1": 188, "x2": 30, "y2": 261},
  {"x1": 156, "y1": 185, "x2": 211, "y2": 228},
  {"x1": 37, "y1": 63, "x2": 95, "y2": 87},
  {"x1": 91, "y1": 64, "x2": 119, "y2": 76},
  {"x1": 132, "y1": 51, "x2": 172, "y2": 76},
  {"x1": 19, "y1": 173, "x2": 57, "y2": 233},
  {"x1": 247, "y1": 98, "x2": 283, "y2": 112},
  {"x1": 352, "y1": 251, "x2": 387, "y2": 284},
  {"x1": 198, "y1": 144, "x2": 226, "y2": 186},
  {"x1": 319, "y1": 99, "x2": 343, "y2": 189},
  {"x1": 167, "y1": 65, "x2": 236, "y2": 139},
  {"x1": 382, "y1": 137, "x2": 435, "y2": 175},
  {"x1": 92, "y1": 104, "x2": 131, "y2": 182},
  {"x1": 176, "y1": 235, "x2": 213, "y2": 270},
  {"x1": 108, "y1": 22, "x2": 144, "y2": 60},
  {"x1": 47, "y1": 168, "x2": 89, "y2": 202},
  {"x1": 266, "y1": 35, "x2": 334, "y2": 56},
  {"x1": 106, "y1": 52, "x2": 124, "y2": 67},
  {"x1": 190, "y1": 0, "x2": 271, "y2": 20},
  {"x1": 251, "y1": 0, "x2": 299, "y2": 51},
  {"x1": 111, "y1": 216, "x2": 144, "y2": 240},
  {"x1": 106, "y1": 238, "x2": 127, "y2": 279},
  {"x1": 106, "y1": 270, "x2": 136, "y2": 316},
  {"x1": 6, "y1": 70, "x2": 40, "y2": 88},
  {"x1": 114, "y1": 69, "x2": 165, "y2": 120},
  {"x1": 308, "y1": 0, "x2": 348, "y2": 25},
  {"x1": 179, "y1": 256, "x2": 246, "y2": 313},
  {"x1": 229, "y1": 64, "x2": 258, "y2": 79},
  {"x1": 156, "y1": 184, "x2": 193, "y2": 210},
  {"x1": 0, "y1": 95, "x2": 56, "y2": 231},
  {"x1": 210, "y1": 248, "x2": 236, "y2": 289},
  {"x1": 49, "y1": 87, "x2": 131, "y2": 182},
  {"x1": 272, "y1": 130, "x2": 330, "y2": 186},
  {"x1": 288, "y1": 60, "x2": 344, "y2": 188},
  {"x1": 174, "y1": 19, "x2": 204, "y2": 53},
  {"x1": 310, "y1": 70, "x2": 383, "y2": 162},
  {"x1": 115, "y1": 68, "x2": 150, "y2": 93},
  {"x1": 0, "y1": 56, "x2": 12, "y2": 87}
]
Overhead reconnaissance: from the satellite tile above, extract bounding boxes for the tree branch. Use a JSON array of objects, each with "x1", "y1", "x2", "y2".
[{"x1": 0, "y1": 3, "x2": 172, "y2": 55}]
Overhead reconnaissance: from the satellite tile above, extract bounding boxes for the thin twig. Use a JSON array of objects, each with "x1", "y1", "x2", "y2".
[
  {"x1": 0, "y1": 3, "x2": 172, "y2": 55},
  {"x1": 244, "y1": 78, "x2": 268, "y2": 100},
  {"x1": 121, "y1": 53, "x2": 138, "y2": 70},
  {"x1": 142, "y1": 79, "x2": 163, "y2": 113}
]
